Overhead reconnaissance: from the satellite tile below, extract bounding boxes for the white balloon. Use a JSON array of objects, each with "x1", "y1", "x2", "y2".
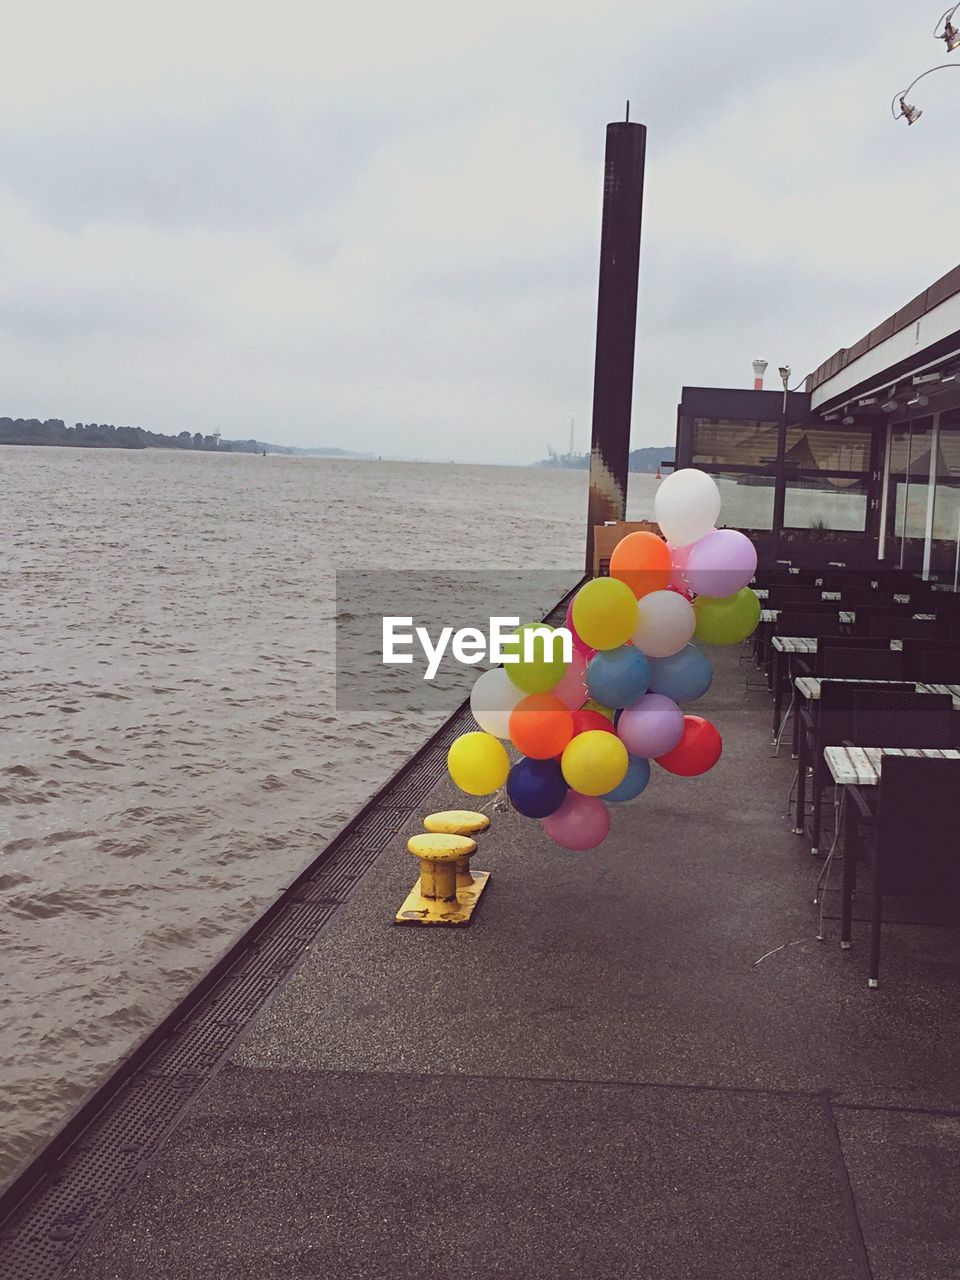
[
  {"x1": 470, "y1": 667, "x2": 526, "y2": 739},
  {"x1": 654, "y1": 469, "x2": 722, "y2": 547},
  {"x1": 631, "y1": 589, "x2": 696, "y2": 658}
]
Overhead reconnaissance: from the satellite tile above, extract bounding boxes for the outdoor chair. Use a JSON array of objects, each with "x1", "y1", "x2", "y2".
[
  {"x1": 794, "y1": 635, "x2": 896, "y2": 677},
  {"x1": 807, "y1": 647, "x2": 905, "y2": 680},
  {"x1": 765, "y1": 611, "x2": 848, "y2": 738},
  {"x1": 917, "y1": 650, "x2": 960, "y2": 683},
  {"x1": 775, "y1": 611, "x2": 845, "y2": 637},
  {"x1": 796, "y1": 684, "x2": 952, "y2": 854},
  {"x1": 864, "y1": 615, "x2": 951, "y2": 640},
  {"x1": 766, "y1": 586, "x2": 826, "y2": 607},
  {"x1": 838, "y1": 589, "x2": 904, "y2": 609},
  {"x1": 840, "y1": 756, "x2": 960, "y2": 986},
  {"x1": 900, "y1": 637, "x2": 960, "y2": 679},
  {"x1": 872, "y1": 571, "x2": 921, "y2": 593}
]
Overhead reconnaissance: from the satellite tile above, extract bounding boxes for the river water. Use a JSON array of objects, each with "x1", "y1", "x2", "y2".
[{"x1": 0, "y1": 445, "x2": 658, "y2": 1186}]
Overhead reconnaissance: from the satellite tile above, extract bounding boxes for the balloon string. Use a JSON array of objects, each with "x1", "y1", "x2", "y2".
[{"x1": 477, "y1": 787, "x2": 507, "y2": 815}]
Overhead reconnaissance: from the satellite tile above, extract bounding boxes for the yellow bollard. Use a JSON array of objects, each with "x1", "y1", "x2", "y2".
[
  {"x1": 395, "y1": 833, "x2": 477, "y2": 926},
  {"x1": 422, "y1": 809, "x2": 491, "y2": 902}
]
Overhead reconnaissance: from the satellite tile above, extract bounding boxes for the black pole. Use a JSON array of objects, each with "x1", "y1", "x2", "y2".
[
  {"x1": 771, "y1": 381, "x2": 788, "y2": 562},
  {"x1": 585, "y1": 119, "x2": 647, "y2": 574}
]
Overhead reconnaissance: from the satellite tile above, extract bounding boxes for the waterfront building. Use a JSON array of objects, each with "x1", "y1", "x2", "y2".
[{"x1": 674, "y1": 263, "x2": 960, "y2": 582}]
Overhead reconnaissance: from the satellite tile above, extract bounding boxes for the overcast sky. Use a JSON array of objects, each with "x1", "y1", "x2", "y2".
[{"x1": 3, "y1": 0, "x2": 960, "y2": 463}]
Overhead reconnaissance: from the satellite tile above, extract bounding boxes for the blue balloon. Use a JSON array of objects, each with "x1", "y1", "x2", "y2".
[
  {"x1": 506, "y1": 757, "x2": 568, "y2": 818},
  {"x1": 647, "y1": 644, "x2": 713, "y2": 703},
  {"x1": 586, "y1": 645, "x2": 651, "y2": 709},
  {"x1": 603, "y1": 754, "x2": 651, "y2": 803}
]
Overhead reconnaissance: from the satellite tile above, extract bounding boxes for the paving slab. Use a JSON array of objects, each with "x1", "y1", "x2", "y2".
[
  {"x1": 835, "y1": 1104, "x2": 960, "y2": 1280},
  {"x1": 66, "y1": 1067, "x2": 868, "y2": 1280}
]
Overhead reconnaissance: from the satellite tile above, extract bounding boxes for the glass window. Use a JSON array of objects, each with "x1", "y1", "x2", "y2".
[
  {"x1": 784, "y1": 426, "x2": 871, "y2": 473},
  {"x1": 931, "y1": 412, "x2": 960, "y2": 573},
  {"x1": 784, "y1": 475, "x2": 868, "y2": 531},
  {"x1": 710, "y1": 472, "x2": 775, "y2": 531},
  {"x1": 692, "y1": 419, "x2": 780, "y2": 467},
  {"x1": 884, "y1": 418, "x2": 934, "y2": 570}
]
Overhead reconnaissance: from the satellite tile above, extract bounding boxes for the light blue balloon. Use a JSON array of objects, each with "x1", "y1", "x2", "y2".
[
  {"x1": 647, "y1": 644, "x2": 713, "y2": 703},
  {"x1": 603, "y1": 754, "x2": 651, "y2": 803},
  {"x1": 586, "y1": 645, "x2": 651, "y2": 709}
]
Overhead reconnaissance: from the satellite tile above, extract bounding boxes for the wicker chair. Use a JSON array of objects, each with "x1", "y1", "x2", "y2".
[
  {"x1": 900, "y1": 637, "x2": 960, "y2": 680},
  {"x1": 775, "y1": 611, "x2": 845, "y2": 638},
  {"x1": 840, "y1": 756, "x2": 960, "y2": 986},
  {"x1": 817, "y1": 647, "x2": 905, "y2": 680},
  {"x1": 797, "y1": 684, "x2": 952, "y2": 853},
  {"x1": 794, "y1": 636, "x2": 895, "y2": 679},
  {"x1": 864, "y1": 615, "x2": 951, "y2": 640},
  {"x1": 917, "y1": 650, "x2": 960, "y2": 683},
  {"x1": 766, "y1": 586, "x2": 825, "y2": 607}
]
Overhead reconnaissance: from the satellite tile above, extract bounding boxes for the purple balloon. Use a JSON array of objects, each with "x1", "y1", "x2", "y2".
[
  {"x1": 684, "y1": 529, "x2": 757, "y2": 599},
  {"x1": 617, "y1": 693, "x2": 684, "y2": 758},
  {"x1": 541, "y1": 791, "x2": 610, "y2": 850}
]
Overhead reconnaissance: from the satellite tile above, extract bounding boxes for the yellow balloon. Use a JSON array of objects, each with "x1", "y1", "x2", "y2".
[
  {"x1": 582, "y1": 698, "x2": 615, "y2": 722},
  {"x1": 561, "y1": 730, "x2": 628, "y2": 796},
  {"x1": 447, "y1": 732, "x2": 509, "y2": 796},
  {"x1": 572, "y1": 578, "x2": 638, "y2": 651}
]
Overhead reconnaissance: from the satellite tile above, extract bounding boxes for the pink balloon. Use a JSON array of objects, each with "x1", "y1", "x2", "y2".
[
  {"x1": 685, "y1": 529, "x2": 758, "y2": 599},
  {"x1": 565, "y1": 599, "x2": 598, "y2": 661},
  {"x1": 667, "y1": 540, "x2": 695, "y2": 595},
  {"x1": 551, "y1": 648, "x2": 588, "y2": 710},
  {"x1": 541, "y1": 790, "x2": 610, "y2": 850},
  {"x1": 617, "y1": 693, "x2": 685, "y2": 758}
]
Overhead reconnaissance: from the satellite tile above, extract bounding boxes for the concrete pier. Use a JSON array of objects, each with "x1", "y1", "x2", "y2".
[{"x1": 61, "y1": 647, "x2": 960, "y2": 1279}]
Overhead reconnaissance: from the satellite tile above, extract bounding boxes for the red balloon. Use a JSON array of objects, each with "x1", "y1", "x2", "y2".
[
  {"x1": 655, "y1": 715, "x2": 721, "y2": 776},
  {"x1": 571, "y1": 709, "x2": 617, "y2": 737}
]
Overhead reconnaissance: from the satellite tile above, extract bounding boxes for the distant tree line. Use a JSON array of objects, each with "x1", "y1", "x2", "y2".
[{"x1": 0, "y1": 417, "x2": 367, "y2": 456}]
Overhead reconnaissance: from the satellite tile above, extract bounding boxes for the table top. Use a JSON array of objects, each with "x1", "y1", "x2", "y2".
[
  {"x1": 795, "y1": 676, "x2": 960, "y2": 708},
  {"x1": 761, "y1": 609, "x2": 854, "y2": 624},
  {"x1": 772, "y1": 635, "x2": 817, "y2": 654},
  {"x1": 773, "y1": 636, "x2": 904, "y2": 655},
  {"x1": 824, "y1": 745, "x2": 960, "y2": 786},
  {"x1": 761, "y1": 605, "x2": 932, "y2": 624}
]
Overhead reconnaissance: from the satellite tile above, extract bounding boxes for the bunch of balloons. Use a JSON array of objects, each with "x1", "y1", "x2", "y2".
[{"x1": 446, "y1": 468, "x2": 760, "y2": 851}]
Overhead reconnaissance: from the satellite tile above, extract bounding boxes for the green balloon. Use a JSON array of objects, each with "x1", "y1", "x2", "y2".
[
  {"x1": 693, "y1": 588, "x2": 760, "y2": 646},
  {"x1": 502, "y1": 622, "x2": 570, "y2": 693}
]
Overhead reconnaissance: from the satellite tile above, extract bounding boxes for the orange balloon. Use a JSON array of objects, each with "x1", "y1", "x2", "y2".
[
  {"x1": 609, "y1": 531, "x2": 672, "y2": 599},
  {"x1": 509, "y1": 694, "x2": 574, "y2": 760}
]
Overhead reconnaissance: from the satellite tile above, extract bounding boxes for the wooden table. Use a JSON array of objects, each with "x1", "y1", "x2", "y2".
[
  {"x1": 761, "y1": 609, "x2": 854, "y2": 624},
  {"x1": 770, "y1": 636, "x2": 907, "y2": 738},
  {"x1": 755, "y1": 586, "x2": 911, "y2": 602},
  {"x1": 791, "y1": 681, "x2": 960, "y2": 838},
  {"x1": 795, "y1": 677, "x2": 960, "y2": 708},
  {"x1": 824, "y1": 745, "x2": 960, "y2": 786},
  {"x1": 825, "y1": 744, "x2": 960, "y2": 974},
  {"x1": 761, "y1": 605, "x2": 929, "y2": 624}
]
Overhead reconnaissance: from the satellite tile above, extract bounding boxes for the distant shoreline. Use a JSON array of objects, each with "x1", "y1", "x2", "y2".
[
  {"x1": 1, "y1": 418, "x2": 674, "y2": 469},
  {"x1": 0, "y1": 418, "x2": 369, "y2": 458}
]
